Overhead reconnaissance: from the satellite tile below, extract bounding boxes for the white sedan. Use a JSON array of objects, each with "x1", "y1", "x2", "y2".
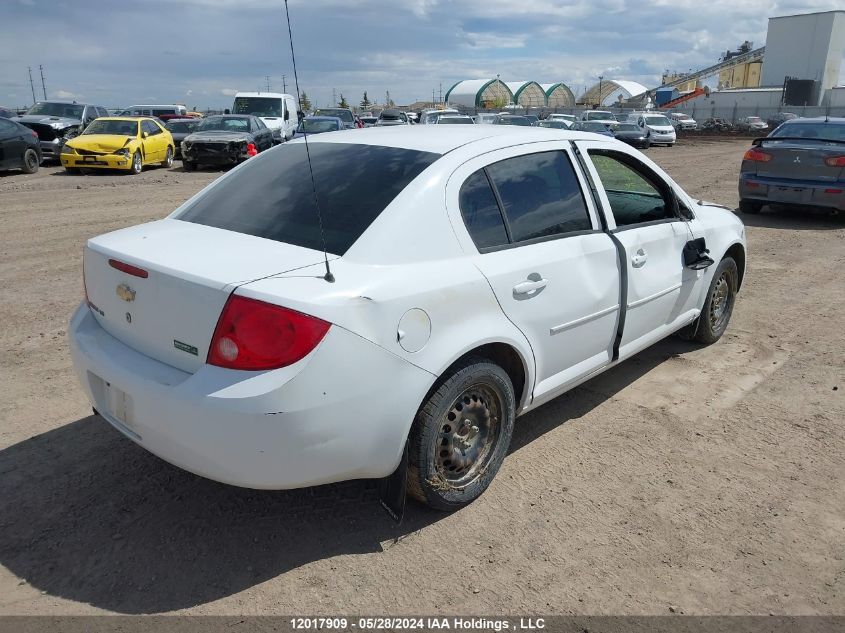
[{"x1": 69, "y1": 126, "x2": 746, "y2": 511}]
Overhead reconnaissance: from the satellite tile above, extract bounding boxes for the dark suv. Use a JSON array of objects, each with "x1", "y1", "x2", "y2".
[{"x1": 13, "y1": 101, "x2": 108, "y2": 161}]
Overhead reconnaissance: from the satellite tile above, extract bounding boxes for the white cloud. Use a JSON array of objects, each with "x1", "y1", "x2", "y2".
[
  {"x1": 220, "y1": 88, "x2": 238, "y2": 96},
  {"x1": 53, "y1": 89, "x2": 81, "y2": 99}
]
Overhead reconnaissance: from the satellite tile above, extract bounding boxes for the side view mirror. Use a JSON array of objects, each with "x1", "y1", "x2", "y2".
[
  {"x1": 142, "y1": 131, "x2": 149, "y2": 139},
  {"x1": 284, "y1": 110, "x2": 290, "y2": 121}
]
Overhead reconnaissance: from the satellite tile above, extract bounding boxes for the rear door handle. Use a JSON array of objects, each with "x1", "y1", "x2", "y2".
[
  {"x1": 513, "y1": 279, "x2": 548, "y2": 295},
  {"x1": 631, "y1": 249, "x2": 648, "y2": 267}
]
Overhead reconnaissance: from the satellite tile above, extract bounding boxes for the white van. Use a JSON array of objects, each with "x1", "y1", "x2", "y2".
[
  {"x1": 628, "y1": 112, "x2": 677, "y2": 146},
  {"x1": 232, "y1": 92, "x2": 298, "y2": 143},
  {"x1": 121, "y1": 104, "x2": 188, "y2": 118}
]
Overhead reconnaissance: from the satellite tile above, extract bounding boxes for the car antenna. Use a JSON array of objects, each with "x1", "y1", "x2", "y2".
[{"x1": 283, "y1": 0, "x2": 334, "y2": 283}]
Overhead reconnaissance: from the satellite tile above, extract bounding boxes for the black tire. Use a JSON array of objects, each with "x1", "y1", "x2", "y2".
[
  {"x1": 677, "y1": 257, "x2": 738, "y2": 345},
  {"x1": 407, "y1": 356, "x2": 515, "y2": 511},
  {"x1": 161, "y1": 146, "x2": 173, "y2": 168},
  {"x1": 739, "y1": 199, "x2": 762, "y2": 214},
  {"x1": 21, "y1": 148, "x2": 39, "y2": 174},
  {"x1": 182, "y1": 160, "x2": 196, "y2": 172},
  {"x1": 129, "y1": 150, "x2": 142, "y2": 175}
]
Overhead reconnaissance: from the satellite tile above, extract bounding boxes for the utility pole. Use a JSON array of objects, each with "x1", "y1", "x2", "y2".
[
  {"x1": 597, "y1": 75, "x2": 604, "y2": 107},
  {"x1": 332, "y1": 87, "x2": 337, "y2": 107},
  {"x1": 439, "y1": 82, "x2": 442, "y2": 104},
  {"x1": 27, "y1": 67, "x2": 37, "y2": 104},
  {"x1": 281, "y1": 75, "x2": 287, "y2": 93},
  {"x1": 39, "y1": 65, "x2": 47, "y2": 99},
  {"x1": 265, "y1": 75, "x2": 271, "y2": 92}
]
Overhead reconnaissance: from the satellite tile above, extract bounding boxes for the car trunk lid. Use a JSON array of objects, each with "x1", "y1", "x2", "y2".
[
  {"x1": 83, "y1": 219, "x2": 331, "y2": 373},
  {"x1": 754, "y1": 141, "x2": 845, "y2": 182}
]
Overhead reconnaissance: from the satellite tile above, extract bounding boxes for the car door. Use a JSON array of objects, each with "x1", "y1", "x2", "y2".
[
  {"x1": 447, "y1": 143, "x2": 621, "y2": 406},
  {"x1": 576, "y1": 141, "x2": 704, "y2": 358},
  {"x1": 251, "y1": 117, "x2": 270, "y2": 150},
  {"x1": 141, "y1": 120, "x2": 164, "y2": 162}
]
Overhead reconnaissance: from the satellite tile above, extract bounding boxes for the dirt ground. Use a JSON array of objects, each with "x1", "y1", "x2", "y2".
[{"x1": 0, "y1": 139, "x2": 842, "y2": 616}]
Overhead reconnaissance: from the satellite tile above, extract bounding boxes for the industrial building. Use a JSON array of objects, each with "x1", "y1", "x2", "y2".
[
  {"x1": 578, "y1": 80, "x2": 648, "y2": 106},
  {"x1": 504, "y1": 81, "x2": 546, "y2": 108},
  {"x1": 445, "y1": 79, "x2": 576, "y2": 109},
  {"x1": 541, "y1": 83, "x2": 576, "y2": 108}
]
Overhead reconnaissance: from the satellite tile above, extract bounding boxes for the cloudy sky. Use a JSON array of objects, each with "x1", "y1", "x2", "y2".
[{"x1": 1, "y1": 0, "x2": 842, "y2": 110}]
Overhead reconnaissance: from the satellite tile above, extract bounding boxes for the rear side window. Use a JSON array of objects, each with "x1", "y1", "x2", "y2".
[
  {"x1": 177, "y1": 143, "x2": 439, "y2": 254},
  {"x1": 485, "y1": 151, "x2": 591, "y2": 242},
  {"x1": 459, "y1": 171, "x2": 508, "y2": 249}
]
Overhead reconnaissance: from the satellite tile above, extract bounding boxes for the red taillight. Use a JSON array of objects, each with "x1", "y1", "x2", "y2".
[
  {"x1": 207, "y1": 295, "x2": 330, "y2": 371},
  {"x1": 824, "y1": 188, "x2": 843, "y2": 194},
  {"x1": 108, "y1": 258, "x2": 148, "y2": 278},
  {"x1": 247, "y1": 143, "x2": 257, "y2": 157},
  {"x1": 824, "y1": 155, "x2": 845, "y2": 167},
  {"x1": 31, "y1": 130, "x2": 38, "y2": 139},
  {"x1": 743, "y1": 148, "x2": 772, "y2": 162}
]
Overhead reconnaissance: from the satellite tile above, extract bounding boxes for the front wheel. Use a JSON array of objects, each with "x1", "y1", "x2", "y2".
[
  {"x1": 161, "y1": 146, "x2": 173, "y2": 168},
  {"x1": 677, "y1": 257, "x2": 738, "y2": 345},
  {"x1": 22, "y1": 148, "x2": 40, "y2": 174},
  {"x1": 129, "y1": 150, "x2": 142, "y2": 175},
  {"x1": 407, "y1": 357, "x2": 515, "y2": 511}
]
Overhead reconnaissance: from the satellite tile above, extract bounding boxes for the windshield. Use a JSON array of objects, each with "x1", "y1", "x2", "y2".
[
  {"x1": 615, "y1": 123, "x2": 640, "y2": 132},
  {"x1": 197, "y1": 117, "x2": 250, "y2": 132},
  {"x1": 232, "y1": 97, "x2": 282, "y2": 118},
  {"x1": 496, "y1": 116, "x2": 531, "y2": 126},
  {"x1": 437, "y1": 117, "x2": 473, "y2": 124},
  {"x1": 314, "y1": 108, "x2": 354, "y2": 124},
  {"x1": 539, "y1": 121, "x2": 568, "y2": 128},
  {"x1": 747, "y1": 117, "x2": 763, "y2": 123},
  {"x1": 165, "y1": 120, "x2": 198, "y2": 133},
  {"x1": 26, "y1": 102, "x2": 85, "y2": 119},
  {"x1": 586, "y1": 112, "x2": 612, "y2": 121},
  {"x1": 581, "y1": 122, "x2": 608, "y2": 132},
  {"x1": 82, "y1": 119, "x2": 138, "y2": 136},
  {"x1": 644, "y1": 116, "x2": 671, "y2": 127},
  {"x1": 298, "y1": 119, "x2": 341, "y2": 134},
  {"x1": 177, "y1": 143, "x2": 440, "y2": 255},
  {"x1": 770, "y1": 122, "x2": 845, "y2": 141}
]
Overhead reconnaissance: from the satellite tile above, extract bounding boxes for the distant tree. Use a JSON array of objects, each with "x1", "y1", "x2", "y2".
[
  {"x1": 299, "y1": 92, "x2": 312, "y2": 112},
  {"x1": 338, "y1": 93, "x2": 349, "y2": 109},
  {"x1": 360, "y1": 91, "x2": 372, "y2": 110},
  {"x1": 385, "y1": 90, "x2": 395, "y2": 107}
]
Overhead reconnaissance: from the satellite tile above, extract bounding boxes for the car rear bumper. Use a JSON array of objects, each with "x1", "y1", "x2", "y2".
[
  {"x1": 68, "y1": 303, "x2": 433, "y2": 489},
  {"x1": 60, "y1": 152, "x2": 132, "y2": 170},
  {"x1": 739, "y1": 175, "x2": 845, "y2": 211}
]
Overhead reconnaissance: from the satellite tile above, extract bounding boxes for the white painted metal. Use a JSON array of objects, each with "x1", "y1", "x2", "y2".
[{"x1": 69, "y1": 126, "x2": 746, "y2": 490}]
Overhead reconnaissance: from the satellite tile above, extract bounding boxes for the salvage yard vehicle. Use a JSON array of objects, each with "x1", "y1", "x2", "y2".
[
  {"x1": 0, "y1": 117, "x2": 42, "y2": 173},
  {"x1": 612, "y1": 122, "x2": 651, "y2": 149},
  {"x1": 737, "y1": 116, "x2": 769, "y2": 132},
  {"x1": 181, "y1": 115, "x2": 273, "y2": 171},
  {"x1": 667, "y1": 112, "x2": 697, "y2": 130},
  {"x1": 627, "y1": 112, "x2": 676, "y2": 146},
  {"x1": 435, "y1": 115, "x2": 475, "y2": 125},
  {"x1": 69, "y1": 127, "x2": 745, "y2": 511},
  {"x1": 738, "y1": 117, "x2": 845, "y2": 215},
  {"x1": 538, "y1": 119, "x2": 572, "y2": 130},
  {"x1": 121, "y1": 104, "x2": 188, "y2": 118},
  {"x1": 60, "y1": 116, "x2": 174, "y2": 175},
  {"x1": 164, "y1": 118, "x2": 199, "y2": 159},
  {"x1": 547, "y1": 113, "x2": 577, "y2": 125},
  {"x1": 313, "y1": 107, "x2": 362, "y2": 129},
  {"x1": 292, "y1": 116, "x2": 345, "y2": 138},
  {"x1": 232, "y1": 92, "x2": 298, "y2": 143},
  {"x1": 580, "y1": 110, "x2": 617, "y2": 126},
  {"x1": 492, "y1": 114, "x2": 532, "y2": 126},
  {"x1": 13, "y1": 100, "x2": 108, "y2": 161},
  {"x1": 574, "y1": 121, "x2": 614, "y2": 137}
]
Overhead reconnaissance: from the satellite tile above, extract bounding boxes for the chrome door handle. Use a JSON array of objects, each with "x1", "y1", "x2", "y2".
[
  {"x1": 631, "y1": 249, "x2": 648, "y2": 267},
  {"x1": 513, "y1": 279, "x2": 548, "y2": 295}
]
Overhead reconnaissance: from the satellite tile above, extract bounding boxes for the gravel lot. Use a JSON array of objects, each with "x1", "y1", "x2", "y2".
[{"x1": 0, "y1": 138, "x2": 842, "y2": 616}]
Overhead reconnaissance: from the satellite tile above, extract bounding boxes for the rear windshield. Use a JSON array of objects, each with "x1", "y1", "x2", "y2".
[
  {"x1": 177, "y1": 143, "x2": 439, "y2": 254},
  {"x1": 314, "y1": 109, "x2": 354, "y2": 124},
  {"x1": 770, "y1": 121, "x2": 845, "y2": 141}
]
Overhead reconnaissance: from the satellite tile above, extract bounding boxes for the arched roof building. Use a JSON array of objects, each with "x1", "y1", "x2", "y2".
[
  {"x1": 541, "y1": 83, "x2": 576, "y2": 108},
  {"x1": 445, "y1": 79, "x2": 513, "y2": 108},
  {"x1": 503, "y1": 81, "x2": 546, "y2": 107},
  {"x1": 580, "y1": 79, "x2": 649, "y2": 106}
]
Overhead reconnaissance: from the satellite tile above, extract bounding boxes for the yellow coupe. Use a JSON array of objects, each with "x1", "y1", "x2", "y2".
[{"x1": 61, "y1": 116, "x2": 174, "y2": 175}]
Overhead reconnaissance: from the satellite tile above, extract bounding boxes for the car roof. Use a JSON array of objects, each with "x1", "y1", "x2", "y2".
[
  {"x1": 287, "y1": 125, "x2": 613, "y2": 154},
  {"x1": 303, "y1": 116, "x2": 343, "y2": 121},
  {"x1": 93, "y1": 116, "x2": 146, "y2": 122},
  {"x1": 778, "y1": 117, "x2": 845, "y2": 123}
]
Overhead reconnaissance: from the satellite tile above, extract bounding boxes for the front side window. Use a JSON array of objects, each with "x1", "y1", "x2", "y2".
[
  {"x1": 142, "y1": 120, "x2": 161, "y2": 136},
  {"x1": 588, "y1": 152, "x2": 673, "y2": 227}
]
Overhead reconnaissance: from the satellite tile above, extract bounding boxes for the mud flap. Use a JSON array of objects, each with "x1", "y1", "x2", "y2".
[{"x1": 379, "y1": 441, "x2": 408, "y2": 523}]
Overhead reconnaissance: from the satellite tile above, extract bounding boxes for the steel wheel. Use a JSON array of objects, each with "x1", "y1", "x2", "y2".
[
  {"x1": 436, "y1": 384, "x2": 502, "y2": 488},
  {"x1": 22, "y1": 148, "x2": 39, "y2": 174},
  {"x1": 162, "y1": 146, "x2": 173, "y2": 168},
  {"x1": 677, "y1": 256, "x2": 738, "y2": 345},
  {"x1": 709, "y1": 272, "x2": 732, "y2": 333}
]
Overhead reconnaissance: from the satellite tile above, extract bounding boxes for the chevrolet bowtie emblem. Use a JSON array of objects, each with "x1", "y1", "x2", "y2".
[{"x1": 116, "y1": 283, "x2": 136, "y2": 302}]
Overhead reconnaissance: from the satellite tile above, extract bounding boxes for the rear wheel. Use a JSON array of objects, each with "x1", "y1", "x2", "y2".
[
  {"x1": 739, "y1": 199, "x2": 763, "y2": 214},
  {"x1": 182, "y1": 160, "x2": 196, "y2": 172},
  {"x1": 161, "y1": 146, "x2": 173, "y2": 168},
  {"x1": 407, "y1": 357, "x2": 515, "y2": 511},
  {"x1": 677, "y1": 257, "x2": 738, "y2": 345},
  {"x1": 129, "y1": 150, "x2": 142, "y2": 175},
  {"x1": 21, "y1": 148, "x2": 39, "y2": 174}
]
